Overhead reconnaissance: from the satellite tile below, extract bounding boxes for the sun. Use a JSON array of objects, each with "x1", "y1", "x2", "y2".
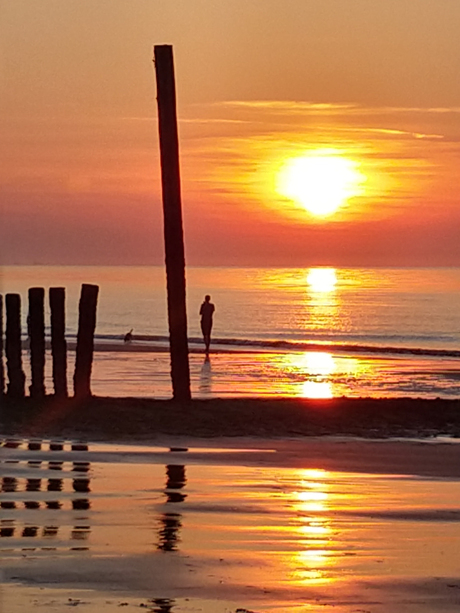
[
  {"x1": 307, "y1": 268, "x2": 337, "y2": 293},
  {"x1": 276, "y1": 150, "x2": 364, "y2": 217}
]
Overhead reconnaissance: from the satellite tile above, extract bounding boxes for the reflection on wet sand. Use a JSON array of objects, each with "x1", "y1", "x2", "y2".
[
  {"x1": 199, "y1": 356, "x2": 212, "y2": 395},
  {"x1": 22, "y1": 526, "x2": 38, "y2": 537},
  {"x1": 165, "y1": 465, "x2": 186, "y2": 502},
  {"x1": 73, "y1": 462, "x2": 90, "y2": 473},
  {"x1": 73, "y1": 478, "x2": 91, "y2": 493},
  {"x1": 24, "y1": 500, "x2": 40, "y2": 509},
  {"x1": 157, "y1": 513, "x2": 182, "y2": 552},
  {"x1": 2, "y1": 477, "x2": 18, "y2": 493},
  {"x1": 72, "y1": 498, "x2": 91, "y2": 510},
  {"x1": 4, "y1": 440, "x2": 21, "y2": 449},
  {"x1": 43, "y1": 525, "x2": 59, "y2": 538},
  {"x1": 26, "y1": 478, "x2": 41, "y2": 492},
  {"x1": 1, "y1": 520, "x2": 15, "y2": 537},
  {"x1": 150, "y1": 598, "x2": 175, "y2": 612},
  {"x1": 158, "y1": 465, "x2": 187, "y2": 552},
  {"x1": 71, "y1": 525, "x2": 91, "y2": 540},
  {"x1": 290, "y1": 469, "x2": 335, "y2": 583},
  {"x1": 1, "y1": 501, "x2": 16, "y2": 510},
  {"x1": 3, "y1": 439, "x2": 460, "y2": 612},
  {"x1": 46, "y1": 501, "x2": 62, "y2": 510},
  {"x1": 48, "y1": 478, "x2": 63, "y2": 492},
  {"x1": 0, "y1": 439, "x2": 93, "y2": 553}
]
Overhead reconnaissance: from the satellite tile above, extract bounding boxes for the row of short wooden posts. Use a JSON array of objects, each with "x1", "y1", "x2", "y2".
[{"x1": 0, "y1": 284, "x2": 99, "y2": 400}]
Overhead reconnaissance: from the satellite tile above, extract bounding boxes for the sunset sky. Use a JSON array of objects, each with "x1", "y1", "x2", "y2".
[{"x1": 1, "y1": 0, "x2": 460, "y2": 266}]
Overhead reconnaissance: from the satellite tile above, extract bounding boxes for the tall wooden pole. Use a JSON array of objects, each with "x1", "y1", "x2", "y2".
[
  {"x1": 154, "y1": 44, "x2": 191, "y2": 402},
  {"x1": 28, "y1": 287, "x2": 46, "y2": 398}
]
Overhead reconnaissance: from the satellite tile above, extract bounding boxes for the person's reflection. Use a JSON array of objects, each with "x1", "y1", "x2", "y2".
[
  {"x1": 158, "y1": 464, "x2": 186, "y2": 551},
  {"x1": 199, "y1": 356, "x2": 212, "y2": 396}
]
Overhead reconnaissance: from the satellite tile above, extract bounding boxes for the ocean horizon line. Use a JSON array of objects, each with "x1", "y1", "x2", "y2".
[{"x1": 3, "y1": 263, "x2": 460, "y2": 270}]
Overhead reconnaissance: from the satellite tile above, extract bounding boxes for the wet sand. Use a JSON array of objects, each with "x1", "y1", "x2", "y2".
[
  {"x1": 2, "y1": 397, "x2": 460, "y2": 612},
  {"x1": 1, "y1": 435, "x2": 460, "y2": 612}
]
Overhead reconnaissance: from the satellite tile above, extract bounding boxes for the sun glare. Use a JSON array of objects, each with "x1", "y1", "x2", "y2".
[
  {"x1": 307, "y1": 268, "x2": 337, "y2": 293},
  {"x1": 276, "y1": 151, "x2": 364, "y2": 217}
]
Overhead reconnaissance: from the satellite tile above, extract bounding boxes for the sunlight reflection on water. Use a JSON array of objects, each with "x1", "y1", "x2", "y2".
[{"x1": 2, "y1": 441, "x2": 460, "y2": 612}]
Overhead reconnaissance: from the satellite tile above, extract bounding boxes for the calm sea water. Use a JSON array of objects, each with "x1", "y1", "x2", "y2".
[{"x1": 1, "y1": 266, "x2": 460, "y2": 399}]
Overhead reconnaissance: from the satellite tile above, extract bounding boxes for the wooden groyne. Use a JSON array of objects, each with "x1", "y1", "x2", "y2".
[
  {"x1": 74, "y1": 284, "x2": 99, "y2": 399},
  {"x1": 0, "y1": 284, "x2": 99, "y2": 401}
]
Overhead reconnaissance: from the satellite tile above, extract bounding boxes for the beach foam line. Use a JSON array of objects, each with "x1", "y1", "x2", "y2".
[
  {"x1": 25, "y1": 335, "x2": 460, "y2": 358},
  {"x1": 90, "y1": 336, "x2": 460, "y2": 358}
]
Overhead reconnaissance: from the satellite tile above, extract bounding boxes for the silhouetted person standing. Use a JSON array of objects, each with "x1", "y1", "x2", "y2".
[{"x1": 199, "y1": 295, "x2": 215, "y2": 355}]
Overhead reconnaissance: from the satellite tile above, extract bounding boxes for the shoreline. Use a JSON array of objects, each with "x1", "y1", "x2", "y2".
[
  {"x1": 2, "y1": 396, "x2": 460, "y2": 441},
  {"x1": 29, "y1": 338, "x2": 460, "y2": 358}
]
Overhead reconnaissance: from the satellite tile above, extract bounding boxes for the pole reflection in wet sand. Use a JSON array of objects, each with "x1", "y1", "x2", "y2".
[
  {"x1": 2, "y1": 439, "x2": 460, "y2": 612},
  {"x1": 157, "y1": 464, "x2": 186, "y2": 552},
  {"x1": 0, "y1": 439, "x2": 92, "y2": 555}
]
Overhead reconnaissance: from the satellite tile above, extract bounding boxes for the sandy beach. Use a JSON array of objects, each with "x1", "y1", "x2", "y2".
[{"x1": 2, "y1": 396, "x2": 460, "y2": 441}]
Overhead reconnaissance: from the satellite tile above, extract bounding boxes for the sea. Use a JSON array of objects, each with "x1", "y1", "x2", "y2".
[{"x1": 1, "y1": 265, "x2": 460, "y2": 399}]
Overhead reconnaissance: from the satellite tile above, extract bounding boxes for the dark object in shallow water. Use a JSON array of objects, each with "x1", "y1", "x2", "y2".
[{"x1": 124, "y1": 329, "x2": 133, "y2": 343}]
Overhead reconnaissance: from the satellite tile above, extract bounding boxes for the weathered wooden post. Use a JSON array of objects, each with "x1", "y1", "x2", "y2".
[
  {"x1": 154, "y1": 44, "x2": 191, "y2": 402},
  {"x1": 0, "y1": 295, "x2": 4, "y2": 398},
  {"x1": 5, "y1": 294, "x2": 26, "y2": 398},
  {"x1": 28, "y1": 287, "x2": 46, "y2": 398},
  {"x1": 49, "y1": 287, "x2": 68, "y2": 397},
  {"x1": 73, "y1": 284, "x2": 99, "y2": 399}
]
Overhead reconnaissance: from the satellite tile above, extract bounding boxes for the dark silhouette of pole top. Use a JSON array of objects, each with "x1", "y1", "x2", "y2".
[{"x1": 199, "y1": 295, "x2": 215, "y2": 355}]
